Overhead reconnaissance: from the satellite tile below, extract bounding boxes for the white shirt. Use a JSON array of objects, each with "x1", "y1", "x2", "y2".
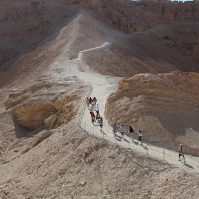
[
  {"x1": 137, "y1": 131, "x2": 142, "y2": 137},
  {"x1": 120, "y1": 125, "x2": 124, "y2": 132}
]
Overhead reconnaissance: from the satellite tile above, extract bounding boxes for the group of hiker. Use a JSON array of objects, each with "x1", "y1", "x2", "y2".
[
  {"x1": 112, "y1": 122, "x2": 142, "y2": 144},
  {"x1": 87, "y1": 97, "x2": 103, "y2": 131},
  {"x1": 86, "y1": 96, "x2": 186, "y2": 163},
  {"x1": 86, "y1": 97, "x2": 143, "y2": 143}
]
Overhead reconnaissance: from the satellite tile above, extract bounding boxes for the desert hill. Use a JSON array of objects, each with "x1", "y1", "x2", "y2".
[
  {"x1": 0, "y1": 0, "x2": 199, "y2": 69},
  {"x1": 0, "y1": 0, "x2": 199, "y2": 198}
]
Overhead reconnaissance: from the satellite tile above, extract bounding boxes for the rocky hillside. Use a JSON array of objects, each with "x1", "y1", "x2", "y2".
[
  {"x1": 0, "y1": 0, "x2": 199, "y2": 68},
  {"x1": 83, "y1": 33, "x2": 199, "y2": 77},
  {"x1": 0, "y1": 76, "x2": 89, "y2": 164},
  {"x1": 0, "y1": 0, "x2": 198, "y2": 198},
  {"x1": 105, "y1": 71, "x2": 199, "y2": 155},
  {"x1": 0, "y1": 120, "x2": 199, "y2": 198}
]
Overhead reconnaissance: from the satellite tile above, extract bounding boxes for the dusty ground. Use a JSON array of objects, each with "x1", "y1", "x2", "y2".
[
  {"x1": 1, "y1": 120, "x2": 199, "y2": 199},
  {"x1": 0, "y1": 0, "x2": 199, "y2": 198}
]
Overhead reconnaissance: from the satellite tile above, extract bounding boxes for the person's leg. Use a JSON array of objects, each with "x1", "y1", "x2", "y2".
[
  {"x1": 132, "y1": 133, "x2": 134, "y2": 140},
  {"x1": 183, "y1": 154, "x2": 186, "y2": 163}
]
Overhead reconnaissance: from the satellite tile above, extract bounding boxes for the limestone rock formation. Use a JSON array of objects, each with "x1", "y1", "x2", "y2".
[
  {"x1": 14, "y1": 100, "x2": 57, "y2": 131},
  {"x1": 105, "y1": 71, "x2": 199, "y2": 155},
  {"x1": 1, "y1": 0, "x2": 198, "y2": 69},
  {"x1": 145, "y1": 22, "x2": 199, "y2": 63},
  {"x1": 3, "y1": 78, "x2": 87, "y2": 131}
]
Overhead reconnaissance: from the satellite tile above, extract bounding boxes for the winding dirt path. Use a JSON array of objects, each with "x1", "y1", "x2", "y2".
[{"x1": 51, "y1": 35, "x2": 199, "y2": 173}]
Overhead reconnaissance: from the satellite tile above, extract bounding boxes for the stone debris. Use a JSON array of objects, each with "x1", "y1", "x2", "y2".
[
  {"x1": 131, "y1": 168, "x2": 136, "y2": 174},
  {"x1": 80, "y1": 181, "x2": 86, "y2": 186}
]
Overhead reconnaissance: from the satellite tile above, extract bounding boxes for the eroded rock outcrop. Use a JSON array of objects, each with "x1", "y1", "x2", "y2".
[
  {"x1": 105, "y1": 71, "x2": 199, "y2": 155},
  {"x1": 4, "y1": 78, "x2": 87, "y2": 131},
  {"x1": 14, "y1": 100, "x2": 57, "y2": 131}
]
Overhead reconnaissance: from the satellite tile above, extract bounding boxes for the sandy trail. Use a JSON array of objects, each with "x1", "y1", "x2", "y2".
[{"x1": 49, "y1": 34, "x2": 199, "y2": 174}]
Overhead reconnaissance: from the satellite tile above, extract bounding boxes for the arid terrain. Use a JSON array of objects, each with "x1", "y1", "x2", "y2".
[{"x1": 0, "y1": 0, "x2": 199, "y2": 198}]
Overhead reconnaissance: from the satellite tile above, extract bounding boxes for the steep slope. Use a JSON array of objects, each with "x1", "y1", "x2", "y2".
[
  {"x1": 0, "y1": 0, "x2": 74, "y2": 67},
  {"x1": 0, "y1": 7, "x2": 107, "y2": 89},
  {"x1": 0, "y1": 120, "x2": 199, "y2": 199},
  {"x1": 1, "y1": 0, "x2": 199, "y2": 69},
  {"x1": 0, "y1": 9, "x2": 112, "y2": 163},
  {"x1": 105, "y1": 71, "x2": 199, "y2": 155},
  {"x1": 83, "y1": 33, "x2": 199, "y2": 77}
]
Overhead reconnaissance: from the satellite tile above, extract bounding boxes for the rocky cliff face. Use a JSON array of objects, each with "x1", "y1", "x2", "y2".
[
  {"x1": 146, "y1": 1, "x2": 199, "y2": 21},
  {"x1": 1, "y1": 0, "x2": 198, "y2": 68},
  {"x1": 0, "y1": 0, "x2": 75, "y2": 67},
  {"x1": 105, "y1": 71, "x2": 199, "y2": 155}
]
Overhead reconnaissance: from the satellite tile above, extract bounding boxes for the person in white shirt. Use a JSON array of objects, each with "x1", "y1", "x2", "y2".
[
  {"x1": 137, "y1": 130, "x2": 142, "y2": 145},
  {"x1": 92, "y1": 100, "x2": 95, "y2": 108},
  {"x1": 178, "y1": 144, "x2": 185, "y2": 163},
  {"x1": 120, "y1": 124, "x2": 125, "y2": 139},
  {"x1": 95, "y1": 104, "x2": 99, "y2": 115},
  {"x1": 113, "y1": 122, "x2": 118, "y2": 138}
]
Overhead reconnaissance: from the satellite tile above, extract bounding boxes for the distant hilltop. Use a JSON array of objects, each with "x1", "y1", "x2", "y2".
[{"x1": 126, "y1": 0, "x2": 198, "y2": 3}]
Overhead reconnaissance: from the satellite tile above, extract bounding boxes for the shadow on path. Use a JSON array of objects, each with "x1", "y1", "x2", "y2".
[{"x1": 184, "y1": 163, "x2": 194, "y2": 169}]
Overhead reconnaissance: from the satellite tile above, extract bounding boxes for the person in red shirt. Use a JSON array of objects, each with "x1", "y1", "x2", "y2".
[{"x1": 91, "y1": 113, "x2": 95, "y2": 125}]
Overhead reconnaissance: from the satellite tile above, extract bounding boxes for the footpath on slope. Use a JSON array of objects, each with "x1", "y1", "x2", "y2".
[{"x1": 58, "y1": 39, "x2": 199, "y2": 174}]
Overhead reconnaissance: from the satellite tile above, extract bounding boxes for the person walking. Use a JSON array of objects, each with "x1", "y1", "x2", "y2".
[
  {"x1": 90, "y1": 107, "x2": 94, "y2": 115},
  {"x1": 89, "y1": 97, "x2": 92, "y2": 105},
  {"x1": 99, "y1": 118, "x2": 103, "y2": 131},
  {"x1": 137, "y1": 130, "x2": 142, "y2": 145},
  {"x1": 129, "y1": 126, "x2": 134, "y2": 140},
  {"x1": 178, "y1": 144, "x2": 186, "y2": 163},
  {"x1": 95, "y1": 104, "x2": 99, "y2": 115},
  {"x1": 96, "y1": 113, "x2": 101, "y2": 125},
  {"x1": 96, "y1": 113, "x2": 101, "y2": 120},
  {"x1": 91, "y1": 113, "x2": 95, "y2": 125},
  {"x1": 86, "y1": 97, "x2": 90, "y2": 108},
  {"x1": 113, "y1": 122, "x2": 118, "y2": 136},
  {"x1": 92, "y1": 100, "x2": 95, "y2": 109},
  {"x1": 120, "y1": 124, "x2": 125, "y2": 139},
  {"x1": 93, "y1": 97, "x2": 97, "y2": 103}
]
